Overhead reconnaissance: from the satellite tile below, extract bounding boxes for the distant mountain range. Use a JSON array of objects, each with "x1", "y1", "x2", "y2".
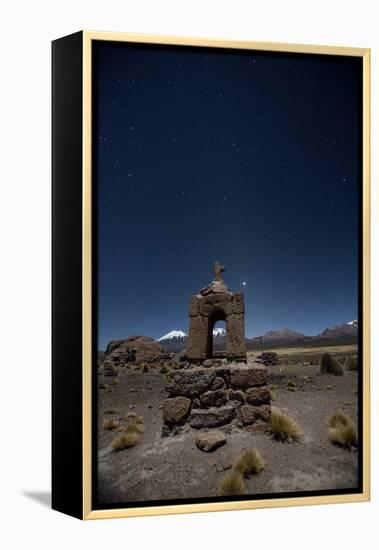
[{"x1": 157, "y1": 321, "x2": 358, "y2": 352}]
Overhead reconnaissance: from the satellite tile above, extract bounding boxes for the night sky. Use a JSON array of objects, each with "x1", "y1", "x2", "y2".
[{"x1": 94, "y1": 41, "x2": 361, "y2": 350}]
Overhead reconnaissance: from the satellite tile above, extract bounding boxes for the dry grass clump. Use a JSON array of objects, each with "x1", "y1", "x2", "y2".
[
  {"x1": 112, "y1": 432, "x2": 138, "y2": 451},
  {"x1": 234, "y1": 450, "x2": 265, "y2": 478},
  {"x1": 102, "y1": 418, "x2": 119, "y2": 431},
  {"x1": 111, "y1": 413, "x2": 145, "y2": 451},
  {"x1": 217, "y1": 471, "x2": 246, "y2": 497},
  {"x1": 160, "y1": 365, "x2": 168, "y2": 374},
  {"x1": 345, "y1": 356, "x2": 358, "y2": 372},
  {"x1": 287, "y1": 379, "x2": 296, "y2": 388},
  {"x1": 142, "y1": 364, "x2": 149, "y2": 373},
  {"x1": 124, "y1": 421, "x2": 145, "y2": 434},
  {"x1": 99, "y1": 383, "x2": 107, "y2": 389},
  {"x1": 269, "y1": 408, "x2": 301, "y2": 442},
  {"x1": 328, "y1": 411, "x2": 358, "y2": 450},
  {"x1": 320, "y1": 353, "x2": 344, "y2": 376}
]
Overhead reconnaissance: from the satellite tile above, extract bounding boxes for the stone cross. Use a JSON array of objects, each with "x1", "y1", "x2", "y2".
[{"x1": 213, "y1": 261, "x2": 225, "y2": 281}]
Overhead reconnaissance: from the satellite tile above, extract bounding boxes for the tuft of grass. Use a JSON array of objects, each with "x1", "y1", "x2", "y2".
[
  {"x1": 125, "y1": 411, "x2": 138, "y2": 419},
  {"x1": 112, "y1": 432, "x2": 138, "y2": 451},
  {"x1": 217, "y1": 471, "x2": 246, "y2": 497},
  {"x1": 99, "y1": 383, "x2": 107, "y2": 389},
  {"x1": 160, "y1": 365, "x2": 168, "y2": 374},
  {"x1": 269, "y1": 408, "x2": 301, "y2": 443},
  {"x1": 328, "y1": 411, "x2": 357, "y2": 450},
  {"x1": 325, "y1": 385, "x2": 333, "y2": 391},
  {"x1": 124, "y1": 421, "x2": 145, "y2": 434},
  {"x1": 234, "y1": 450, "x2": 265, "y2": 478},
  {"x1": 320, "y1": 353, "x2": 344, "y2": 376},
  {"x1": 287, "y1": 379, "x2": 296, "y2": 388},
  {"x1": 345, "y1": 356, "x2": 358, "y2": 372},
  {"x1": 111, "y1": 379, "x2": 119, "y2": 385},
  {"x1": 329, "y1": 410, "x2": 351, "y2": 428},
  {"x1": 142, "y1": 364, "x2": 149, "y2": 373},
  {"x1": 102, "y1": 418, "x2": 119, "y2": 431}
]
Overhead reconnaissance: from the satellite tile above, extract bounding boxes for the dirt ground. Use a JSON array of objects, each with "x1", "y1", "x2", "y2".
[{"x1": 97, "y1": 348, "x2": 359, "y2": 505}]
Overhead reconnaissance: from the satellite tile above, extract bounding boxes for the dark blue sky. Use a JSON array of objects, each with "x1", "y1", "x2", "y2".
[{"x1": 94, "y1": 41, "x2": 361, "y2": 349}]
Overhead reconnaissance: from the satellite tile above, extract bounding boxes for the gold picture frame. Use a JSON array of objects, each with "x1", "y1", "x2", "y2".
[{"x1": 52, "y1": 31, "x2": 370, "y2": 520}]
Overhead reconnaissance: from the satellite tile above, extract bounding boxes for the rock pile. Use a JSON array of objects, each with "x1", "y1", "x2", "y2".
[
  {"x1": 258, "y1": 351, "x2": 279, "y2": 366},
  {"x1": 162, "y1": 364, "x2": 271, "y2": 436},
  {"x1": 101, "y1": 335, "x2": 168, "y2": 369}
]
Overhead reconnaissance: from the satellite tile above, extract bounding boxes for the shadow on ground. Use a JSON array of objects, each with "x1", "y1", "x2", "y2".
[{"x1": 23, "y1": 491, "x2": 51, "y2": 508}]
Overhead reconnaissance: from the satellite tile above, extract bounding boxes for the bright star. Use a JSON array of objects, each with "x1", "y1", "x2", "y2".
[{"x1": 242, "y1": 281, "x2": 247, "y2": 286}]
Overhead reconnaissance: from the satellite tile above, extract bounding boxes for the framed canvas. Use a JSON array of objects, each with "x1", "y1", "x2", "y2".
[{"x1": 52, "y1": 31, "x2": 370, "y2": 520}]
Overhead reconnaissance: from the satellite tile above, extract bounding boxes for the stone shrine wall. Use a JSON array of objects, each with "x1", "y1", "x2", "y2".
[{"x1": 162, "y1": 364, "x2": 271, "y2": 436}]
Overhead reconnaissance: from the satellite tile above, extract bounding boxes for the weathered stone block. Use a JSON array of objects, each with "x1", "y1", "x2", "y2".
[
  {"x1": 190, "y1": 405, "x2": 237, "y2": 428},
  {"x1": 200, "y1": 389, "x2": 228, "y2": 408},
  {"x1": 228, "y1": 389, "x2": 246, "y2": 403},
  {"x1": 230, "y1": 366, "x2": 267, "y2": 389},
  {"x1": 162, "y1": 396, "x2": 191, "y2": 425},
  {"x1": 189, "y1": 296, "x2": 199, "y2": 317},
  {"x1": 196, "y1": 431, "x2": 226, "y2": 452},
  {"x1": 245, "y1": 386, "x2": 271, "y2": 405},
  {"x1": 240, "y1": 404, "x2": 271, "y2": 426},
  {"x1": 226, "y1": 313, "x2": 246, "y2": 359},
  {"x1": 211, "y1": 376, "x2": 225, "y2": 390},
  {"x1": 186, "y1": 315, "x2": 209, "y2": 361},
  {"x1": 198, "y1": 294, "x2": 232, "y2": 317},
  {"x1": 165, "y1": 369, "x2": 216, "y2": 397},
  {"x1": 231, "y1": 293, "x2": 244, "y2": 314}
]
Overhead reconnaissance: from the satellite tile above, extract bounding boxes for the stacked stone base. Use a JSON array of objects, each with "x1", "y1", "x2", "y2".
[{"x1": 162, "y1": 365, "x2": 271, "y2": 436}]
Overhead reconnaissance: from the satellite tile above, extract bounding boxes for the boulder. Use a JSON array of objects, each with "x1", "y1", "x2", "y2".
[
  {"x1": 190, "y1": 405, "x2": 237, "y2": 428},
  {"x1": 196, "y1": 431, "x2": 227, "y2": 452},
  {"x1": 245, "y1": 386, "x2": 270, "y2": 405},
  {"x1": 240, "y1": 404, "x2": 271, "y2": 426},
  {"x1": 230, "y1": 366, "x2": 267, "y2": 389},
  {"x1": 162, "y1": 396, "x2": 192, "y2": 425},
  {"x1": 103, "y1": 335, "x2": 162, "y2": 366}
]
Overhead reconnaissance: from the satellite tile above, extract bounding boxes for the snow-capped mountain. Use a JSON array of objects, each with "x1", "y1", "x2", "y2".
[
  {"x1": 158, "y1": 327, "x2": 227, "y2": 352},
  {"x1": 158, "y1": 330, "x2": 188, "y2": 352},
  {"x1": 158, "y1": 330, "x2": 187, "y2": 342}
]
